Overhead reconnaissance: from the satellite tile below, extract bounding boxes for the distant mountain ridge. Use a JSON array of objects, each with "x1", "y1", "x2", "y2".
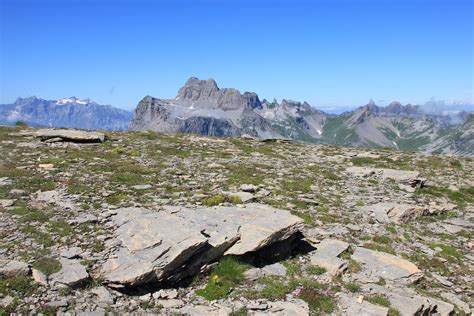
[
  {"x1": 0, "y1": 96, "x2": 133, "y2": 130},
  {"x1": 130, "y1": 77, "x2": 473, "y2": 155}
]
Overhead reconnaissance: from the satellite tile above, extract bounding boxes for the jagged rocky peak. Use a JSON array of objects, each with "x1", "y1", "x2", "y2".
[
  {"x1": 365, "y1": 99, "x2": 380, "y2": 112},
  {"x1": 176, "y1": 77, "x2": 219, "y2": 101},
  {"x1": 173, "y1": 77, "x2": 262, "y2": 110}
]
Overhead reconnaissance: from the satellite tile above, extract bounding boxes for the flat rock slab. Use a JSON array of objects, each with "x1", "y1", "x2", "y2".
[
  {"x1": 352, "y1": 247, "x2": 422, "y2": 284},
  {"x1": 101, "y1": 203, "x2": 304, "y2": 287},
  {"x1": 309, "y1": 239, "x2": 349, "y2": 275},
  {"x1": 0, "y1": 260, "x2": 30, "y2": 277},
  {"x1": 50, "y1": 258, "x2": 89, "y2": 288},
  {"x1": 252, "y1": 299, "x2": 310, "y2": 316},
  {"x1": 347, "y1": 167, "x2": 424, "y2": 187},
  {"x1": 364, "y1": 284, "x2": 454, "y2": 316},
  {"x1": 179, "y1": 304, "x2": 232, "y2": 315},
  {"x1": 27, "y1": 129, "x2": 106, "y2": 143},
  {"x1": 357, "y1": 203, "x2": 430, "y2": 223},
  {"x1": 245, "y1": 262, "x2": 287, "y2": 280}
]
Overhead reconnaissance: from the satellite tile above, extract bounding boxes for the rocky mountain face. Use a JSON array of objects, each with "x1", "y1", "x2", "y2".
[
  {"x1": 0, "y1": 126, "x2": 472, "y2": 314},
  {"x1": 0, "y1": 96, "x2": 133, "y2": 130},
  {"x1": 321, "y1": 101, "x2": 473, "y2": 155},
  {"x1": 131, "y1": 78, "x2": 473, "y2": 155}
]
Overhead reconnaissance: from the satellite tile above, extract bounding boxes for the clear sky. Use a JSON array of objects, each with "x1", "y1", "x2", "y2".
[{"x1": 1, "y1": 0, "x2": 473, "y2": 112}]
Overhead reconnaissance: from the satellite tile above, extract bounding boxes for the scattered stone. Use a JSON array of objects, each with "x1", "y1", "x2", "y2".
[
  {"x1": 0, "y1": 260, "x2": 30, "y2": 277},
  {"x1": 309, "y1": 239, "x2": 349, "y2": 275}
]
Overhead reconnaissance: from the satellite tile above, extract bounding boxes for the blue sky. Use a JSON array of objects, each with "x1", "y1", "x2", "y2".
[{"x1": 1, "y1": 0, "x2": 472, "y2": 112}]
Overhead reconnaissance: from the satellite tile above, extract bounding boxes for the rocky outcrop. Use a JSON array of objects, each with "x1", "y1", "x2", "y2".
[
  {"x1": 101, "y1": 204, "x2": 304, "y2": 288},
  {"x1": 18, "y1": 128, "x2": 106, "y2": 143}
]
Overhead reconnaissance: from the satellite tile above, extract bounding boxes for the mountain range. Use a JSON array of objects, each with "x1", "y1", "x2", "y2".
[
  {"x1": 1, "y1": 78, "x2": 472, "y2": 154},
  {"x1": 130, "y1": 77, "x2": 473, "y2": 155},
  {"x1": 0, "y1": 96, "x2": 133, "y2": 130}
]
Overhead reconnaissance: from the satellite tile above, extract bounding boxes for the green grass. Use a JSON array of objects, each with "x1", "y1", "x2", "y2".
[
  {"x1": 299, "y1": 287, "x2": 335, "y2": 314},
  {"x1": 32, "y1": 257, "x2": 62, "y2": 276},
  {"x1": 196, "y1": 257, "x2": 249, "y2": 301},
  {"x1": 307, "y1": 265, "x2": 326, "y2": 275},
  {"x1": 290, "y1": 210, "x2": 315, "y2": 226},
  {"x1": 415, "y1": 186, "x2": 474, "y2": 208},
  {"x1": 430, "y1": 243, "x2": 464, "y2": 261},
  {"x1": 0, "y1": 276, "x2": 39, "y2": 297},
  {"x1": 372, "y1": 235, "x2": 392, "y2": 245},
  {"x1": 202, "y1": 195, "x2": 226, "y2": 206},
  {"x1": 343, "y1": 282, "x2": 361, "y2": 292},
  {"x1": 365, "y1": 294, "x2": 391, "y2": 307},
  {"x1": 202, "y1": 194, "x2": 243, "y2": 206}
]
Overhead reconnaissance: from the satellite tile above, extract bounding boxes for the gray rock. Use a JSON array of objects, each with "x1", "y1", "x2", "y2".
[
  {"x1": 90, "y1": 287, "x2": 115, "y2": 304},
  {"x1": 240, "y1": 184, "x2": 257, "y2": 193},
  {"x1": 179, "y1": 304, "x2": 232, "y2": 315},
  {"x1": 156, "y1": 299, "x2": 185, "y2": 309},
  {"x1": 47, "y1": 299, "x2": 68, "y2": 308},
  {"x1": 440, "y1": 292, "x2": 470, "y2": 314},
  {"x1": 0, "y1": 199, "x2": 15, "y2": 208},
  {"x1": 339, "y1": 294, "x2": 389, "y2": 316},
  {"x1": 131, "y1": 184, "x2": 152, "y2": 190},
  {"x1": 357, "y1": 203, "x2": 430, "y2": 223},
  {"x1": 309, "y1": 239, "x2": 349, "y2": 275},
  {"x1": 32, "y1": 268, "x2": 48, "y2": 286},
  {"x1": 229, "y1": 191, "x2": 255, "y2": 203},
  {"x1": 50, "y1": 258, "x2": 89, "y2": 288},
  {"x1": 101, "y1": 204, "x2": 303, "y2": 287},
  {"x1": 60, "y1": 247, "x2": 83, "y2": 259},
  {"x1": 0, "y1": 260, "x2": 30, "y2": 277},
  {"x1": 252, "y1": 299, "x2": 310, "y2": 315},
  {"x1": 21, "y1": 128, "x2": 107, "y2": 143},
  {"x1": 245, "y1": 263, "x2": 287, "y2": 280},
  {"x1": 352, "y1": 247, "x2": 422, "y2": 284}
]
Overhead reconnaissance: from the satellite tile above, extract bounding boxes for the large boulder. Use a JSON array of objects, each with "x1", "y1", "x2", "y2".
[{"x1": 101, "y1": 204, "x2": 304, "y2": 288}]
